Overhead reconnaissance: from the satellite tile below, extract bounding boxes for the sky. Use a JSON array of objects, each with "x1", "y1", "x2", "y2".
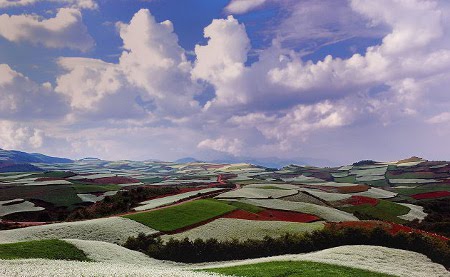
[{"x1": 0, "y1": 0, "x2": 450, "y2": 165}]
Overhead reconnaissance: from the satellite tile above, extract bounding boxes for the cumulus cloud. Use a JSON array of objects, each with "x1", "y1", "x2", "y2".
[
  {"x1": 0, "y1": 64, "x2": 66, "y2": 119},
  {"x1": 0, "y1": 120, "x2": 45, "y2": 149},
  {"x1": 225, "y1": 0, "x2": 267, "y2": 14},
  {"x1": 193, "y1": 15, "x2": 251, "y2": 107},
  {"x1": 117, "y1": 9, "x2": 200, "y2": 117},
  {"x1": 198, "y1": 137, "x2": 243, "y2": 156},
  {"x1": 0, "y1": 0, "x2": 97, "y2": 10},
  {"x1": 0, "y1": 8, "x2": 94, "y2": 51},
  {"x1": 55, "y1": 57, "x2": 148, "y2": 119}
]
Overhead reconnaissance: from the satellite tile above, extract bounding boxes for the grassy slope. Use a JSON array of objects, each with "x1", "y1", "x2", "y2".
[
  {"x1": 341, "y1": 200, "x2": 410, "y2": 224},
  {"x1": 123, "y1": 199, "x2": 236, "y2": 232},
  {"x1": 0, "y1": 239, "x2": 90, "y2": 261},
  {"x1": 204, "y1": 261, "x2": 393, "y2": 277}
]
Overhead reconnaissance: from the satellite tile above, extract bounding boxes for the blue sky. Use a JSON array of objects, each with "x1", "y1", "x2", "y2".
[{"x1": 0, "y1": 0, "x2": 450, "y2": 165}]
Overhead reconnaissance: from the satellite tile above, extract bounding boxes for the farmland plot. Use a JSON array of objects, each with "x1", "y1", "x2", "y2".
[
  {"x1": 0, "y1": 217, "x2": 157, "y2": 244},
  {"x1": 215, "y1": 188, "x2": 298, "y2": 199},
  {"x1": 135, "y1": 188, "x2": 224, "y2": 211},
  {"x1": 239, "y1": 199, "x2": 359, "y2": 222},
  {"x1": 162, "y1": 218, "x2": 325, "y2": 242},
  {"x1": 196, "y1": 245, "x2": 449, "y2": 277}
]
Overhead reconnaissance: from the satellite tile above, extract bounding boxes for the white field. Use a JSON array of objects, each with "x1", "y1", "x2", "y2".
[
  {"x1": 195, "y1": 245, "x2": 450, "y2": 277},
  {"x1": 0, "y1": 200, "x2": 44, "y2": 217},
  {"x1": 0, "y1": 173, "x2": 33, "y2": 180},
  {"x1": 354, "y1": 187, "x2": 397, "y2": 199},
  {"x1": 77, "y1": 191, "x2": 118, "y2": 203},
  {"x1": 244, "y1": 183, "x2": 300, "y2": 190},
  {"x1": 0, "y1": 259, "x2": 225, "y2": 277},
  {"x1": 240, "y1": 199, "x2": 359, "y2": 222},
  {"x1": 23, "y1": 180, "x2": 73, "y2": 186},
  {"x1": 389, "y1": 179, "x2": 439, "y2": 184},
  {"x1": 0, "y1": 217, "x2": 158, "y2": 244},
  {"x1": 281, "y1": 176, "x2": 326, "y2": 183},
  {"x1": 215, "y1": 188, "x2": 298, "y2": 199},
  {"x1": 299, "y1": 189, "x2": 352, "y2": 202},
  {"x1": 356, "y1": 175, "x2": 386, "y2": 181},
  {"x1": 305, "y1": 182, "x2": 360, "y2": 187},
  {"x1": 350, "y1": 166, "x2": 387, "y2": 176},
  {"x1": 65, "y1": 239, "x2": 161, "y2": 265},
  {"x1": 162, "y1": 219, "x2": 325, "y2": 242},
  {"x1": 135, "y1": 188, "x2": 224, "y2": 211},
  {"x1": 397, "y1": 203, "x2": 427, "y2": 222}
]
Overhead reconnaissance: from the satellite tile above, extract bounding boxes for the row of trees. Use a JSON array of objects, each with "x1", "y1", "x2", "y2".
[{"x1": 125, "y1": 226, "x2": 450, "y2": 268}]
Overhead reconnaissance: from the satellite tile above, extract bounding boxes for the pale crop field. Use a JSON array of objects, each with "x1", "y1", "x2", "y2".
[
  {"x1": 0, "y1": 217, "x2": 158, "y2": 244},
  {"x1": 354, "y1": 187, "x2": 397, "y2": 199},
  {"x1": 135, "y1": 188, "x2": 224, "y2": 211},
  {"x1": 162, "y1": 219, "x2": 325, "y2": 242},
  {"x1": 0, "y1": 200, "x2": 44, "y2": 217},
  {"x1": 195, "y1": 245, "x2": 450, "y2": 277},
  {"x1": 0, "y1": 259, "x2": 227, "y2": 277},
  {"x1": 397, "y1": 203, "x2": 427, "y2": 222},
  {"x1": 240, "y1": 199, "x2": 359, "y2": 222},
  {"x1": 215, "y1": 188, "x2": 298, "y2": 199},
  {"x1": 298, "y1": 189, "x2": 352, "y2": 202}
]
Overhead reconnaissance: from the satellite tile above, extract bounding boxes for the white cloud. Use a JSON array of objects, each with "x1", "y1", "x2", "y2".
[
  {"x1": 225, "y1": 0, "x2": 267, "y2": 14},
  {"x1": 193, "y1": 15, "x2": 251, "y2": 107},
  {"x1": 427, "y1": 112, "x2": 450, "y2": 124},
  {"x1": 55, "y1": 57, "x2": 148, "y2": 119},
  {"x1": 0, "y1": 8, "x2": 94, "y2": 51},
  {"x1": 0, "y1": 64, "x2": 66, "y2": 119},
  {"x1": 0, "y1": 120, "x2": 45, "y2": 149},
  {"x1": 117, "y1": 9, "x2": 200, "y2": 117},
  {"x1": 0, "y1": 0, "x2": 97, "y2": 10},
  {"x1": 198, "y1": 137, "x2": 243, "y2": 155}
]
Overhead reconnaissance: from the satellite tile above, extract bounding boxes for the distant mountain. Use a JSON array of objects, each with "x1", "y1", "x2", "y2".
[
  {"x1": 175, "y1": 156, "x2": 337, "y2": 168},
  {"x1": 175, "y1": 157, "x2": 201, "y2": 163},
  {"x1": 0, "y1": 149, "x2": 72, "y2": 164}
]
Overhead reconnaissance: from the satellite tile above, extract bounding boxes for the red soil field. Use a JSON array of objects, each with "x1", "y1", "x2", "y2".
[
  {"x1": 337, "y1": 184, "x2": 370, "y2": 193},
  {"x1": 344, "y1": 196, "x2": 379, "y2": 206},
  {"x1": 411, "y1": 191, "x2": 450, "y2": 200},
  {"x1": 223, "y1": 209, "x2": 320, "y2": 223},
  {"x1": 327, "y1": 221, "x2": 448, "y2": 241}
]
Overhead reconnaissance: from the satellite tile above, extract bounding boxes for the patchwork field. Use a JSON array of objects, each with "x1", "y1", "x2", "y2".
[
  {"x1": 0, "y1": 156, "x2": 450, "y2": 276},
  {"x1": 123, "y1": 199, "x2": 236, "y2": 232}
]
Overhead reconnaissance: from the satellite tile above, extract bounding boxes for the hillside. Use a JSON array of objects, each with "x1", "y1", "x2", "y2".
[{"x1": 0, "y1": 155, "x2": 449, "y2": 276}]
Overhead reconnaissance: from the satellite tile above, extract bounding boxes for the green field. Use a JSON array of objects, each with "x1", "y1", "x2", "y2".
[
  {"x1": 0, "y1": 185, "x2": 82, "y2": 208},
  {"x1": 393, "y1": 185, "x2": 450, "y2": 196},
  {"x1": 334, "y1": 175, "x2": 357, "y2": 183},
  {"x1": 0, "y1": 240, "x2": 89, "y2": 261},
  {"x1": 123, "y1": 199, "x2": 236, "y2": 232},
  {"x1": 203, "y1": 261, "x2": 393, "y2": 277},
  {"x1": 222, "y1": 200, "x2": 265, "y2": 213},
  {"x1": 341, "y1": 199, "x2": 410, "y2": 224}
]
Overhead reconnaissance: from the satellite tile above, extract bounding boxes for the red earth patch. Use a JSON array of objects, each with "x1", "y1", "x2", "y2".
[
  {"x1": 327, "y1": 221, "x2": 448, "y2": 241},
  {"x1": 223, "y1": 209, "x2": 320, "y2": 223},
  {"x1": 343, "y1": 196, "x2": 379, "y2": 206},
  {"x1": 411, "y1": 191, "x2": 450, "y2": 200}
]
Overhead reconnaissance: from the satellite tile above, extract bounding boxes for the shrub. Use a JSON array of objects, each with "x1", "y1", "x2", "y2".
[{"x1": 124, "y1": 226, "x2": 450, "y2": 269}]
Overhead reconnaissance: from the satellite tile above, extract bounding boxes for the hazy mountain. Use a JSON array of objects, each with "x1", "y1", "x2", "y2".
[{"x1": 0, "y1": 148, "x2": 72, "y2": 164}]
